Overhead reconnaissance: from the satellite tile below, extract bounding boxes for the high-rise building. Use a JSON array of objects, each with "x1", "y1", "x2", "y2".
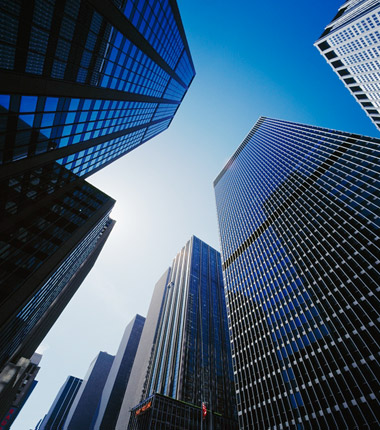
[
  {"x1": 214, "y1": 117, "x2": 380, "y2": 429},
  {"x1": 118, "y1": 236, "x2": 237, "y2": 430},
  {"x1": 0, "y1": 352, "x2": 41, "y2": 430},
  {"x1": 0, "y1": 0, "x2": 195, "y2": 177},
  {"x1": 0, "y1": 164, "x2": 115, "y2": 370},
  {"x1": 93, "y1": 314, "x2": 145, "y2": 430},
  {"x1": 63, "y1": 351, "x2": 114, "y2": 430},
  {"x1": 0, "y1": 0, "x2": 194, "y2": 402},
  {"x1": 38, "y1": 376, "x2": 83, "y2": 430},
  {"x1": 315, "y1": 0, "x2": 380, "y2": 130}
]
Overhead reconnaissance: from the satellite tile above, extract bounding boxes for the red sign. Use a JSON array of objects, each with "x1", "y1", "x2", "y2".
[{"x1": 202, "y1": 402, "x2": 207, "y2": 420}]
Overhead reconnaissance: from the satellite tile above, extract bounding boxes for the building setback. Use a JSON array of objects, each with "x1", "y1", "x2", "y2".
[
  {"x1": 315, "y1": 0, "x2": 380, "y2": 130},
  {"x1": 63, "y1": 352, "x2": 114, "y2": 430},
  {"x1": 118, "y1": 236, "x2": 237, "y2": 430},
  {"x1": 93, "y1": 314, "x2": 145, "y2": 430},
  {"x1": 214, "y1": 117, "x2": 380, "y2": 429},
  {"x1": 38, "y1": 376, "x2": 83, "y2": 430},
  {"x1": 0, "y1": 0, "x2": 194, "y2": 405}
]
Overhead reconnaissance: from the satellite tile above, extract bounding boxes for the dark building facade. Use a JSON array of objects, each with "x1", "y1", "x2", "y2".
[
  {"x1": 118, "y1": 236, "x2": 237, "y2": 430},
  {"x1": 63, "y1": 351, "x2": 114, "y2": 430},
  {"x1": 128, "y1": 393, "x2": 238, "y2": 430},
  {"x1": 315, "y1": 0, "x2": 380, "y2": 131},
  {"x1": 0, "y1": 0, "x2": 195, "y2": 177},
  {"x1": 0, "y1": 165, "x2": 115, "y2": 370},
  {"x1": 93, "y1": 314, "x2": 145, "y2": 430},
  {"x1": 214, "y1": 117, "x2": 380, "y2": 429},
  {"x1": 0, "y1": 0, "x2": 194, "y2": 405},
  {"x1": 39, "y1": 376, "x2": 83, "y2": 430}
]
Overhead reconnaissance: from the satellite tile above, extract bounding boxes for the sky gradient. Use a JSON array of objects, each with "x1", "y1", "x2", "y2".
[{"x1": 13, "y1": 1, "x2": 380, "y2": 428}]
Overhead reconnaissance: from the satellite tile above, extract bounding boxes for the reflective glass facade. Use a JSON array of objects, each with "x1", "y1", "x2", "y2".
[
  {"x1": 39, "y1": 376, "x2": 83, "y2": 430},
  {"x1": 125, "y1": 236, "x2": 237, "y2": 429},
  {"x1": 315, "y1": 0, "x2": 380, "y2": 130},
  {"x1": 0, "y1": 0, "x2": 195, "y2": 175},
  {"x1": 214, "y1": 117, "x2": 380, "y2": 430}
]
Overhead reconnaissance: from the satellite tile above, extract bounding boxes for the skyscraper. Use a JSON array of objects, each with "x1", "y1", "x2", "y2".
[
  {"x1": 38, "y1": 376, "x2": 83, "y2": 430},
  {"x1": 93, "y1": 314, "x2": 145, "y2": 430},
  {"x1": 0, "y1": 0, "x2": 194, "y2": 401},
  {"x1": 214, "y1": 117, "x2": 380, "y2": 429},
  {"x1": 118, "y1": 236, "x2": 237, "y2": 430},
  {"x1": 0, "y1": 165, "x2": 115, "y2": 370},
  {"x1": 0, "y1": 0, "x2": 195, "y2": 177},
  {"x1": 63, "y1": 352, "x2": 114, "y2": 430},
  {"x1": 315, "y1": 0, "x2": 380, "y2": 130}
]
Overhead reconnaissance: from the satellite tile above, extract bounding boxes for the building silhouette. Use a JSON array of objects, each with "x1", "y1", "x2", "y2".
[
  {"x1": 315, "y1": 0, "x2": 380, "y2": 130},
  {"x1": 214, "y1": 117, "x2": 380, "y2": 429},
  {"x1": 117, "y1": 236, "x2": 237, "y2": 430},
  {"x1": 38, "y1": 376, "x2": 83, "y2": 430},
  {"x1": 63, "y1": 352, "x2": 114, "y2": 430},
  {"x1": 93, "y1": 314, "x2": 145, "y2": 430},
  {"x1": 0, "y1": 0, "x2": 194, "y2": 405}
]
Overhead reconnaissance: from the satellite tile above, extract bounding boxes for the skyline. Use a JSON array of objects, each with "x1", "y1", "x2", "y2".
[{"x1": 13, "y1": 1, "x2": 380, "y2": 429}]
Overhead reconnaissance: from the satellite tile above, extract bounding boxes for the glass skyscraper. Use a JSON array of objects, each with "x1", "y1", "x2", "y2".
[
  {"x1": 315, "y1": 0, "x2": 380, "y2": 130},
  {"x1": 118, "y1": 236, "x2": 237, "y2": 430},
  {"x1": 93, "y1": 314, "x2": 145, "y2": 430},
  {"x1": 38, "y1": 376, "x2": 83, "y2": 430},
  {"x1": 214, "y1": 117, "x2": 380, "y2": 429},
  {"x1": 0, "y1": 0, "x2": 195, "y2": 176},
  {"x1": 0, "y1": 0, "x2": 194, "y2": 403}
]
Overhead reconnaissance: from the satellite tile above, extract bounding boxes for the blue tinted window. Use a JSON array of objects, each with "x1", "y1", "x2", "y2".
[
  {"x1": 0, "y1": 95, "x2": 10, "y2": 109},
  {"x1": 45, "y1": 97, "x2": 59, "y2": 112},
  {"x1": 20, "y1": 96, "x2": 38, "y2": 113}
]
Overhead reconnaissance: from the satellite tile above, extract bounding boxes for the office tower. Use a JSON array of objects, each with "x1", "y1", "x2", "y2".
[
  {"x1": 63, "y1": 352, "x2": 114, "y2": 430},
  {"x1": 0, "y1": 165, "x2": 115, "y2": 369},
  {"x1": 93, "y1": 314, "x2": 145, "y2": 430},
  {"x1": 0, "y1": 0, "x2": 195, "y2": 177},
  {"x1": 38, "y1": 376, "x2": 83, "y2": 430},
  {"x1": 214, "y1": 117, "x2": 380, "y2": 430},
  {"x1": 118, "y1": 236, "x2": 237, "y2": 430},
  {"x1": 0, "y1": 0, "x2": 194, "y2": 389},
  {"x1": 0, "y1": 352, "x2": 41, "y2": 430},
  {"x1": 315, "y1": 0, "x2": 380, "y2": 130}
]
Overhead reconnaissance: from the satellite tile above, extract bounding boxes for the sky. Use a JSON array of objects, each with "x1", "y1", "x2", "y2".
[{"x1": 12, "y1": 1, "x2": 380, "y2": 429}]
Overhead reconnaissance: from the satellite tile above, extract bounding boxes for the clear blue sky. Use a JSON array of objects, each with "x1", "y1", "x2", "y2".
[{"x1": 13, "y1": 1, "x2": 379, "y2": 429}]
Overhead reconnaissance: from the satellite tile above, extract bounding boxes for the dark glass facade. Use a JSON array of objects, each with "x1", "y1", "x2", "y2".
[
  {"x1": 94, "y1": 314, "x2": 145, "y2": 430},
  {"x1": 63, "y1": 351, "x2": 114, "y2": 430},
  {"x1": 0, "y1": 0, "x2": 195, "y2": 176},
  {"x1": 0, "y1": 163, "x2": 115, "y2": 370},
  {"x1": 214, "y1": 117, "x2": 380, "y2": 430},
  {"x1": 124, "y1": 236, "x2": 237, "y2": 429},
  {"x1": 39, "y1": 376, "x2": 83, "y2": 430},
  {"x1": 0, "y1": 0, "x2": 193, "y2": 404}
]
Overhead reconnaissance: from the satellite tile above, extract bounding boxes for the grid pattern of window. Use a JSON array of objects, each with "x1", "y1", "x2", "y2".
[
  {"x1": 0, "y1": 0, "x2": 194, "y2": 177},
  {"x1": 0, "y1": 206, "x2": 113, "y2": 367},
  {"x1": 140, "y1": 237, "x2": 237, "y2": 425},
  {"x1": 119, "y1": 0, "x2": 184, "y2": 70},
  {"x1": 315, "y1": 0, "x2": 380, "y2": 130},
  {"x1": 0, "y1": 94, "x2": 160, "y2": 165},
  {"x1": 214, "y1": 117, "x2": 380, "y2": 430}
]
